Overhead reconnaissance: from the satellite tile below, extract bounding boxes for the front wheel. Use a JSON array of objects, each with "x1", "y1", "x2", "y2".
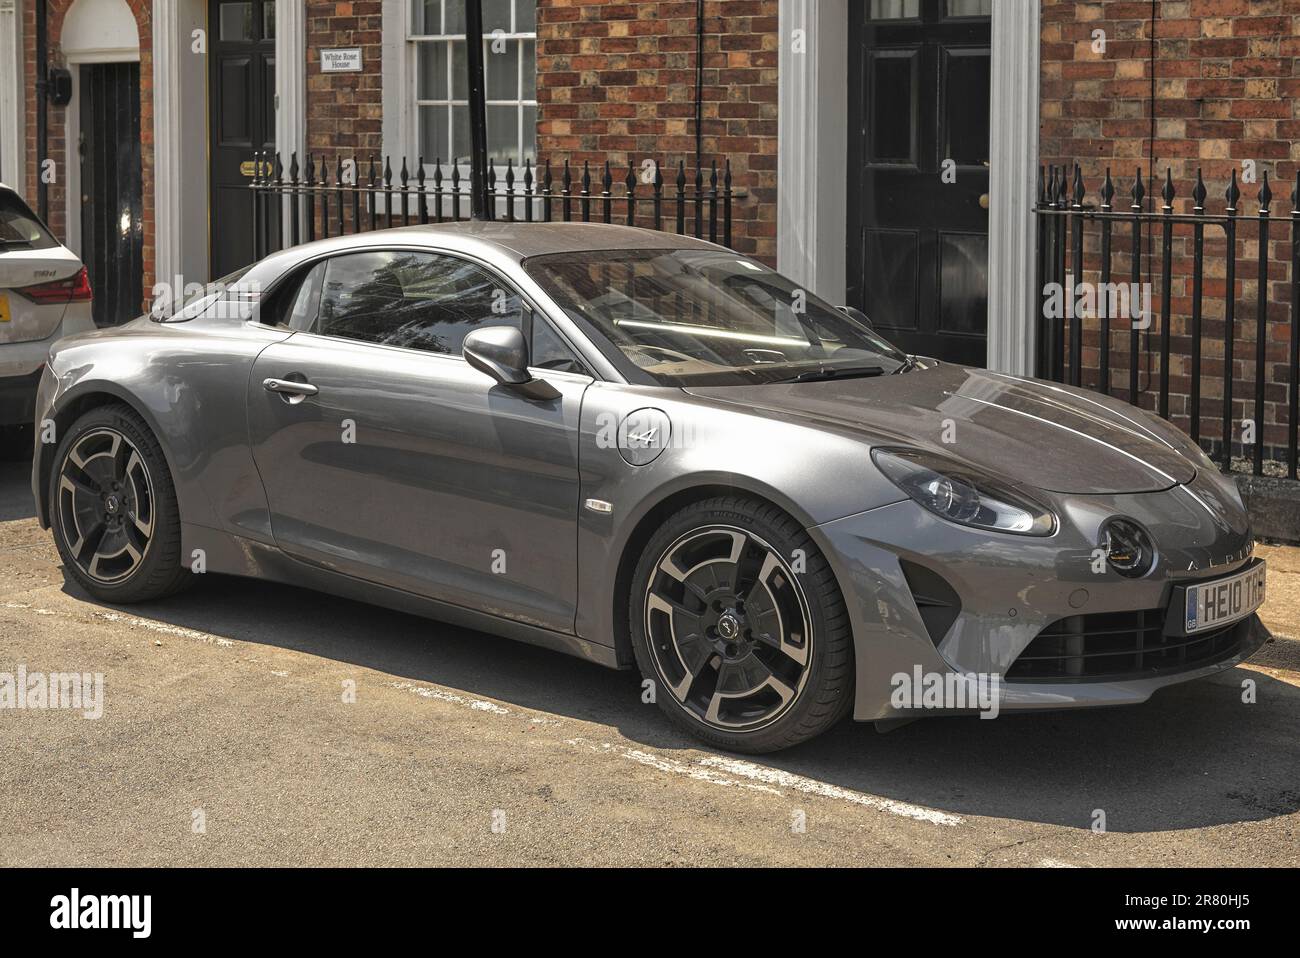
[
  {"x1": 629, "y1": 496, "x2": 854, "y2": 753},
  {"x1": 49, "y1": 404, "x2": 189, "y2": 603}
]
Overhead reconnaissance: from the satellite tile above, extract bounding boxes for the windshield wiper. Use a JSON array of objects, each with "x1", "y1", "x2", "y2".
[
  {"x1": 892, "y1": 355, "x2": 920, "y2": 374},
  {"x1": 777, "y1": 365, "x2": 886, "y2": 384}
]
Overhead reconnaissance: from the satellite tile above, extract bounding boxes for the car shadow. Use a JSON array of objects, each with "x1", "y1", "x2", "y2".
[
  {"x1": 61, "y1": 568, "x2": 1300, "y2": 834},
  {"x1": 0, "y1": 458, "x2": 36, "y2": 522}
]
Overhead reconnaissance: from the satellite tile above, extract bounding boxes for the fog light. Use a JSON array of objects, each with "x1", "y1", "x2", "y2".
[{"x1": 1102, "y1": 518, "x2": 1154, "y2": 578}]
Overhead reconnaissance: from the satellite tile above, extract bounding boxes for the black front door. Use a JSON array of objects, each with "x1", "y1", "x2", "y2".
[
  {"x1": 79, "y1": 62, "x2": 143, "y2": 327},
  {"x1": 209, "y1": 0, "x2": 277, "y2": 279},
  {"x1": 848, "y1": 0, "x2": 991, "y2": 367}
]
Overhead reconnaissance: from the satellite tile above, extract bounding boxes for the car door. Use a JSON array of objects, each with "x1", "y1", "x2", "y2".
[{"x1": 246, "y1": 247, "x2": 592, "y2": 634}]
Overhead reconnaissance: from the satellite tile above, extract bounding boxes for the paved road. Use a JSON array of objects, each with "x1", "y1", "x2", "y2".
[{"x1": 2, "y1": 453, "x2": 1298, "y2": 866}]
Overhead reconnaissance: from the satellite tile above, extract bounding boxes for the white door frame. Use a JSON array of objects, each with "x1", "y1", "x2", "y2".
[
  {"x1": 153, "y1": 0, "x2": 304, "y2": 292},
  {"x1": 776, "y1": 2, "x2": 1041, "y2": 375}
]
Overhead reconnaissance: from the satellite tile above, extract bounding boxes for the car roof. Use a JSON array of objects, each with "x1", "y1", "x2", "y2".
[{"x1": 239, "y1": 221, "x2": 729, "y2": 288}]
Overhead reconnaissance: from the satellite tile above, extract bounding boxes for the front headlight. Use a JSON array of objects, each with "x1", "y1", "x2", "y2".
[{"x1": 871, "y1": 448, "x2": 1057, "y2": 536}]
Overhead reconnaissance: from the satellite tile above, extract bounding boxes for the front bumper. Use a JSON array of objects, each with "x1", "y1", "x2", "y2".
[{"x1": 810, "y1": 466, "x2": 1266, "y2": 721}]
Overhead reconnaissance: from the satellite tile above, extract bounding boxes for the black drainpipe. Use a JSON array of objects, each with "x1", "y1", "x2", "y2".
[
  {"x1": 35, "y1": 0, "x2": 49, "y2": 219},
  {"x1": 694, "y1": 0, "x2": 704, "y2": 175}
]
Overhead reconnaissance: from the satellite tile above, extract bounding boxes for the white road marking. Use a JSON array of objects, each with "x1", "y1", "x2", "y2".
[
  {"x1": 4, "y1": 601, "x2": 234, "y2": 646},
  {"x1": 389, "y1": 680, "x2": 561, "y2": 723},
  {"x1": 698, "y1": 755, "x2": 963, "y2": 825},
  {"x1": 568, "y1": 738, "x2": 962, "y2": 825}
]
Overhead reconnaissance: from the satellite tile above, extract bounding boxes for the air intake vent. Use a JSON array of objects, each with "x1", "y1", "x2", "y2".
[
  {"x1": 900, "y1": 560, "x2": 961, "y2": 649},
  {"x1": 1008, "y1": 610, "x2": 1247, "y2": 681}
]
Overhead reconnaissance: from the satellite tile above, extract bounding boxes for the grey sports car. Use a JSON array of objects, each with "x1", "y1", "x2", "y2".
[{"x1": 30, "y1": 222, "x2": 1268, "y2": 752}]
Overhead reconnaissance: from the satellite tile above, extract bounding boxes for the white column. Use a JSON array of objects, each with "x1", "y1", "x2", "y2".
[
  {"x1": 987, "y1": 2, "x2": 1041, "y2": 376},
  {"x1": 276, "y1": 0, "x2": 306, "y2": 245},
  {"x1": 776, "y1": 0, "x2": 847, "y2": 303},
  {"x1": 153, "y1": 0, "x2": 208, "y2": 288},
  {"x1": 0, "y1": 0, "x2": 25, "y2": 195}
]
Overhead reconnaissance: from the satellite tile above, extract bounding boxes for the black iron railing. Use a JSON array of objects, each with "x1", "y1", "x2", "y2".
[
  {"x1": 249, "y1": 152, "x2": 739, "y2": 261},
  {"x1": 1034, "y1": 164, "x2": 1300, "y2": 480}
]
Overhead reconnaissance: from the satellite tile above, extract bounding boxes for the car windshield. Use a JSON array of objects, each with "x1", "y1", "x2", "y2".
[
  {"x1": 0, "y1": 190, "x2": 58, "y2": 250},
  {"x1": 523, "y1": 248, "x2": 909, "y2": 386}
]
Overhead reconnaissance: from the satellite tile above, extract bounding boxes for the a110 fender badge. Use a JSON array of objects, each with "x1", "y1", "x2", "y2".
[{"x1": 617, "y1": 408, "x2": 672, "y2": 466}]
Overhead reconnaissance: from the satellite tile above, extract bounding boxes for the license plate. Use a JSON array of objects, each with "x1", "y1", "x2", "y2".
[
  {"x1": 0, "y1": 293, "x2": 9, "y2": 322},
  {"x1": 1184, "y1": 561, "x2": 1266, "y2": 634}
]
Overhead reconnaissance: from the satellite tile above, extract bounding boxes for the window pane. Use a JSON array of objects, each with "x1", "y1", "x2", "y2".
[
  {"x1": 522, "y1": 104, "x2": 537, "y2": 162},
  {"x1": 412, "y1": 0, "x2": 442, "y2": 33},
  {"x1": 533, "y1": 320, "x2": 587, "y2": 374},
  {"x1": 486, "y1": 41, "x2": 519, "y2": 99},
  {"x1": 487, "y1": 105, "x2": 517, "y2": 163},
  {"x1": 445, "y1": 0, "x2": 465, "y2": 33},
  {"x1": 219, "y1": 2, "x2": 253, "y2": 40},
  {"x1": 419, "y1": 104, "x2": 450, "y2": 161},
  {"x1": 943, "y1": 50, "x2": 990, "y2": 164},
  {"x1": 869, "y1": 0, "x2": 918, "y2": 18},
  {"x1": 450, "y1": 104, "x2": 470, "y2": 163},
  {"x1": 484, "y1": 0, "x2": 511, "y2": 32},
  {"x1": 451, "y1": 39, "x2": 467, "y2": 99},
  {"x1": 516, "y1": 0, "x2": 536, "y2": 32},
  {"x1": 522, "y1": 40, "x2": 536, "y2": 99},
  {"x1": 947, "y1": 0, "x2": 992, "y2": 16},
  {"x1": 318, "y1": 252, "x2": 523, "y2": 357},
  {"x1": 263, "y1": 0, "x2": 276, "y2": 39},
  {"x1": 417, "y1": 41, "x2": 449, "y2": 100}
]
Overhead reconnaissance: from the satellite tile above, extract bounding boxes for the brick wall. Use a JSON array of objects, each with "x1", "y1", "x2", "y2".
[
  {"x1": 1040, "y1": 0, "x2": 1300, "y2": 458},
  {"x1": 535, "y1": 0, "x2": 778, "y2": 262},
  {"x1": 24, "y1": 0, "x2": 154, "y2": 310},
  {"x1": 306, "y1": 0, "x2": 384, "y2": 160}
]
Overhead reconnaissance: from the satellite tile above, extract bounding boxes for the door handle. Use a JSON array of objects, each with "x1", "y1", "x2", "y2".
[
  {"x1": 979, "y1": 193, "x2": 990, "y2": 210},
  {"x1": 263, "y1": 378, "x2": 318, "y2": 403}
]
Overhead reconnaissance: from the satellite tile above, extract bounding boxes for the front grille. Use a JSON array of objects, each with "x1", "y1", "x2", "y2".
[{"x1": 1007, "y1": 609, "x2": 1247, "y2": 682}]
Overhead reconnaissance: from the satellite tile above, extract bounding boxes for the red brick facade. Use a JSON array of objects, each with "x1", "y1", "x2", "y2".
[
  {"x1": 535, "y1": 0, "x2": 778, "y2": 261},
  {"x1": 1039, "y1": 0, "x2": 1300, "y2": 454},
  {"x1": 306, "y1": 0, "x2": 384, "y2": 158}
]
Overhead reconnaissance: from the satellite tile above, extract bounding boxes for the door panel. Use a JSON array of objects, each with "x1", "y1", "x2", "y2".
[
  {"x1": 848, "y1": 0, "x2": 991, "y2": 368},
  {"x1": 209, "y1": 0, "x2": 277, "y2": 279},
  {"x1": 246, "y1": 337, "x2": 589, "y2": 633},
  {"x1": 79, "y1": 62, "x2": 143, "y2": 327}
]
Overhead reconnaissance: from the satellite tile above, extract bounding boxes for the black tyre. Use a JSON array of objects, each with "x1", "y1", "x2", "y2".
[
  {"x1": 49, "y1": 404, "x2": 189, "y2": 603},
  {"x1": 629, "y1": 496, "x2": 854, "y2": 753}
]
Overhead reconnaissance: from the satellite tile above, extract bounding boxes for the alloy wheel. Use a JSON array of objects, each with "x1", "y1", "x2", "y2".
[
  {"x1": 56, "y1": 427, "x2": 156, "y2": 584},
  {"x1": 644, "y1": 525, "x2": 813, "y2": 731}
]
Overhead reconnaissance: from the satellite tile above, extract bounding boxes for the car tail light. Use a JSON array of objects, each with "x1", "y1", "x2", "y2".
[{"x1": 14, "y1": 267, "x2": 93, "y2": 305}]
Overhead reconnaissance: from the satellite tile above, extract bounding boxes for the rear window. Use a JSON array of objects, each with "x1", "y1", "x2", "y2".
[{"x1": 0, "y1": 190, "x2": 58, "y2": 251}]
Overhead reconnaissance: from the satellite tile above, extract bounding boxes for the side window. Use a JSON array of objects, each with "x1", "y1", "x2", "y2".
[
  {"x1": 315, "y1": 250, "x2": 523, "y2": 355},
  {"x1": 531, "y1": 318, "x2": 589, "y2": 375},
  {"x1": 285, "y1": 262, "x2": 326, "y2": 330}
]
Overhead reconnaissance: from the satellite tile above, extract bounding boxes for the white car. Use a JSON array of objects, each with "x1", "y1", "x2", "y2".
[{"x1": 0, "y1": 182, "x2": 95, "y2": 431}]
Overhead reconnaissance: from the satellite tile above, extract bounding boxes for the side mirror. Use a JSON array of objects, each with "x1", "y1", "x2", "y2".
[
  {"x1": 463, "y1": 326, "x2": 532, "y2": 386},
  {"x1": 838, "y1": 305, "x2": 874, "y2": 329}
]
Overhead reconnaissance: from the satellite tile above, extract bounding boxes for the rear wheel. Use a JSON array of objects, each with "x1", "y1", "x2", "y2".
[
  {"x1": 629, "y1": 496, "x2": 854, "y2": 753},
  {"x1": 49, "y1": 404, "x2": 189, "y2": 603}
]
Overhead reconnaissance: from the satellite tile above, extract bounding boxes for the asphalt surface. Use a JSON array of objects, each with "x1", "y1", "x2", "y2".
[{"x1": 2, "y1": 449, "x2": 1298, "y2": 867}]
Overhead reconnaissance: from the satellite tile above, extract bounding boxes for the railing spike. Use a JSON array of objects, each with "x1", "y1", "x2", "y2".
[
  {"x1": 1192, "y1": 167, "x2": 1207, "y2": 210},
  {"x1": 417, "y1": 157, "x2": 426, "y2": 188},
  {"x1": 384, "y1": 155, "x2": 392, "y2": 187},
  {"x1": 1100, "y1": 167, "x2": 1115, "y2": 209},
  {"x1": 582, "y1": 159, "x2": 591, "y2": 192},
  {"x1": 1226, "y1": 168, "x2": 1240, "y2": 212},
  {"x1": 1161, "y1": 168, "x2": 1175, "y2": 208},
  {"x1": 1131, "y1": 167, "x2": 1144, "y2": 208},
  {"x1": 367, "y1": 155, "x2": 376, "y2": 187},
  {"x1": 1072, "y1": 163, "x2": 1085, "y2": 207},
  {"x1": 524, "y1": 157, "x2": 534, "y2": 191},
  {"x1": 654, "y1": 158, "x2": 663, "y2": 189},
  {"x1": 1259, "y1": 169, "x2": 1273, "y2": 213},
  {"x1": 434, "y1": 157, "x2": 443, "y2": 188},
  {"x1": 603, "y1": 159, "x2": 613, "y2": 193},
  {"x1": 506, "y1": 158, "x2": 515, "y2": 189},
  {"x1": 400, "y1": 157, "x2": 409, "y2": 188}
]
